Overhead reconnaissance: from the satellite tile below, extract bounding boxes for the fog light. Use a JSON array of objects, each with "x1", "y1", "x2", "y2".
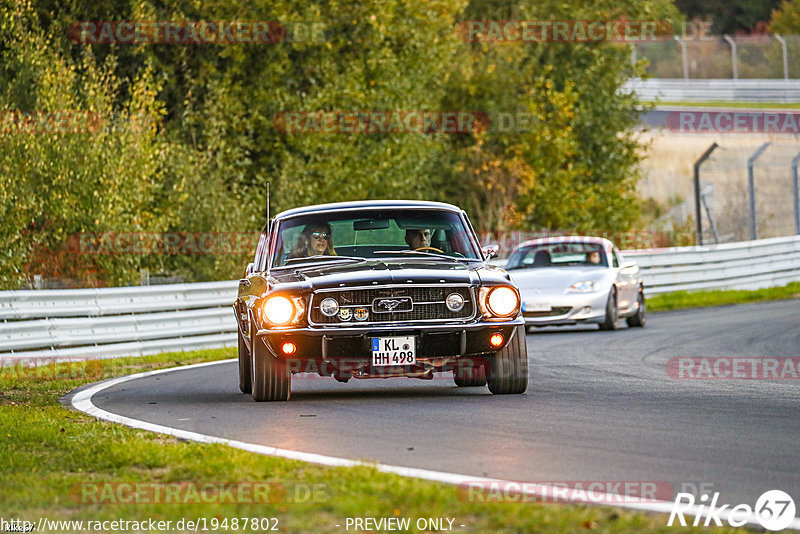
[
  {"x1": 320, "y1": 297, "x2": 339, "y2": 317},
  {"x1": 446, "y1": 292, "x2": 465, "y2": 312},
  {"x1": 582, "y1": 306, "x2": 592, "y2": 314},
  {"x1": 281, "y1": 342, "x2": 297, "y2": 356},
  {"x1": 489, "y1": 333, "x2": 504, "y2": 348}
]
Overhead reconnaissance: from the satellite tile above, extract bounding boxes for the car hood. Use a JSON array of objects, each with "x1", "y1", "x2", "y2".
[
  {"x1": 269, "y1": 258, "x2": 479, "y2": 290},
  {"x1": 509, "y1": 267, "x2": 607, "y2": 291}
]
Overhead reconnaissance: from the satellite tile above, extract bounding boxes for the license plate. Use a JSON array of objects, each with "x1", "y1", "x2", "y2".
[
  {"x1": 371, "y1": 336, "x2": 416, "y2": 366},
  {"x1": 524, "y1": 302, "x2": 551, "y2": 312}
]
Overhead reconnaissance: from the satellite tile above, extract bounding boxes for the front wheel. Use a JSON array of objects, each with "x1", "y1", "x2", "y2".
[
  {"x1": 626, "y1": 290, "x2": 646, "y2": 328},
  {"x1": 598, "y1": 289, "x2": 618, "y2": 331},
  {"x1": 251, "y1": 334, "x2": 291, "y2": 401},
  {"x1": 486, "y1": 326, "x2": 528, "y2": 395},
  {"x1": 238, "y1": 329, "x2": 251, "y2": 393}
]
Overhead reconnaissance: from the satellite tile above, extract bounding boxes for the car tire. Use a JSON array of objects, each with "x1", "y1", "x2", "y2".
[
  {"x1": 626, "y1": 289, "x2": 646, "y2": 328},
  {"x1": 453, "y1": 358, "x2": 487, "y2": 387},
  {"x1": 251, "y1": 333, "x2": 291, "y2": 402},
  {"x1": 238, "y1": 329, "x2": 252, "y2": 394},
  {"x1": 598, "y1": 289, "x2": 618, "y2": 331},
  {"x1": 486, "y1": 326, "x2": 528, "y2": 395}
]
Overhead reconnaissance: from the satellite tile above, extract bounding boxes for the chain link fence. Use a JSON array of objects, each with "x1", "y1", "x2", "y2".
[
  {"x1": 696, "y1": 143, "x2": 800, "y2": 244},
  {"x1": 634, "y1": 35, "x2": 800, "y2": 79}
]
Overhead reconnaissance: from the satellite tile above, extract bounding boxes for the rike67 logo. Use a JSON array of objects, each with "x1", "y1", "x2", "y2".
[{"x1": 668, "y1": 490, "x2": 796, "y2": 531}]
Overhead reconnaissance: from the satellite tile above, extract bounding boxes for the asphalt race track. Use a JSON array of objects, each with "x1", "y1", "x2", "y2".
[{"x1": 74, "y1": 300, "x2": 800, "y2": 510}]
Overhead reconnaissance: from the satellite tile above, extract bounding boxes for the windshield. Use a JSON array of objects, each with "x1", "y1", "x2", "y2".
[
  {"x1": 506, "y1": 242, "x2": 608, "y2": 269},
  {"x1": 270, "y1": 209, "x2": 480, "y2": 267}
]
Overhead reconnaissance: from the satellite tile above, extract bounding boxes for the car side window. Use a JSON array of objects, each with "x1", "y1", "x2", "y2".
[
  {"x1": 611, "y1": 249, "x2": 620, "y2": 268},
  {"x1": 254, "y1": 224, "x2": 270, "y2": 272}
]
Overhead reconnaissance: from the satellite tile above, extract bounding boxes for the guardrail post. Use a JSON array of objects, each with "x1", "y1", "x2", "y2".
[
  {"x1": 747, "y1": 142, "x2": 771, "y2": 241},
  {"x1": 792, "y1": 149, "x2": 800, "y2": 235},
  {"x1": 722, "y1": 35, "x2": 738, "y2": 80},
  {"x1": 775, "y1": 34, "x2": 789, "y2": 80},
  {"x1": 693, "y1": 142, "x2": 719, "y2": 246},
  {"x1": 675, "y1": 36, "x2": 689, "y2": 79}
]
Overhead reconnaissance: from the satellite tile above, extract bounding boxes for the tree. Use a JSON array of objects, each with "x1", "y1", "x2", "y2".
[
  {"x1": 675, "y1": 0, "x2": 783, "y2": 34},
  {"x1": 438, "y1": 0, "x2": 682, "y2": 235},
  {"x1": 769, "y1": 0, "x2": 800, "y2": 33}
]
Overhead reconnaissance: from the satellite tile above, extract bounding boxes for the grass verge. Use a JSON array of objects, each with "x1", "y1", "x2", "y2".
[
  {"x1": 0, "y1": 349, "x2": 754, "y2": 533},
  {"x1": 648, "y1": 281, "x2": 800, "y2": 312}
]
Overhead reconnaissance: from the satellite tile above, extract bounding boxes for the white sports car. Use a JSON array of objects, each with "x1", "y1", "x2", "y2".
[{"x1": 505, "y1": 236, "x2": 645, "y2": 330}]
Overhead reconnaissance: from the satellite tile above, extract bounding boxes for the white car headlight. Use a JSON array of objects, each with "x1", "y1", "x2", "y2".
[
  {"x1": 486, "y1": 286, "x2": 519, "y2": 317},
  {"x1": 262, "y1": 296, "x2": 295, "y2": 325},
  {"x1": 568, "y1": 280, "x2": 596, "y2": 293}
]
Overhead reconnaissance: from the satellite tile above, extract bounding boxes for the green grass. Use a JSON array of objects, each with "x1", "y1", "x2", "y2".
[
  {"x1": 648, "y1": 282, "x2": 800, "y2": 312},
  {"x1": 0, "y1": 349, "x2": 754, "y2": 533},
  {"x1": 652, "y1": 101, "x2": 800, "y2": 109}
]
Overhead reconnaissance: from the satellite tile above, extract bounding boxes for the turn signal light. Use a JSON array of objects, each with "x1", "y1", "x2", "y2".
[
  {"x1": 489, "y1": 333, "x2": 504, "y2": 348},
  {"x1": 281, "y1": 342, "x2": 297, "y2": 356}
]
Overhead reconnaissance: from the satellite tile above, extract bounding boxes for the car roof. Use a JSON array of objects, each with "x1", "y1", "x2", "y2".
[
  {"x1": 274, "y1": 200, "x2": 463, "y2": 219},
  {"x1": 514, "y1": 236, "x2": 615, "y2": 250}
]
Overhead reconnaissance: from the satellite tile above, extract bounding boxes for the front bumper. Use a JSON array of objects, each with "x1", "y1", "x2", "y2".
[
  {"x1": 520, "y1": 291, "x2": 608, "y2": 326},
  {"x1": 256, "y1": 318, "x2": 523, "y2": 360}
]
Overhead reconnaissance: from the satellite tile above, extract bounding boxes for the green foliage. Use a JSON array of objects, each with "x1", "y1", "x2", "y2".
[
  {"x1": 769, "y1": 0, "x2": 800, "y2": 33},
  {"x1": 0, "y1": 3, "x2": 176, "y2": 287},
  {"x1": 0, "y1": 0, "x2": 679, "y2": 287},
  {"x1": 439, "y1": 0, "x2": 682, "y2": 234},
  {"x1": 675, "y1": 0, "x2": 783, "y2": 34},
  {"x1": 648, "y1": 282, "x2": 800, "y2": 311}
]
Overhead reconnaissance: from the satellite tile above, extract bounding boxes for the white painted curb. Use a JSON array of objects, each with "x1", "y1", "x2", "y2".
[{"x1": 71, "y1": 359, "x2": 800, "y2": 530}]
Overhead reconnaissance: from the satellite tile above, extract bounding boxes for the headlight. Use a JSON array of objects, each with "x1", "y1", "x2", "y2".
[
  {"x1": 446, "y1": 292, "x2": 465, "y2": 312},
  {"x1": 568, "y1": 280, "x2": 596, "y2": 293},
  {"x1": 479, "y1": 286, "x2": 519, "y2": 317},
  {"x1": 262, "y1": 296, "x2": 294, "y2": 325},
  {"x1": 320, "y1": 297, "x2": 340, "y2": 317}
]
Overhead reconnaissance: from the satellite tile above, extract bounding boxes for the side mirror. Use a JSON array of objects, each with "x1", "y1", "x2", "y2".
[
  {"x1": 482, "y1": 244, "x2": 499, "y2": 260},
  {"x1": 620, "y1": 261, "x2": 639, "y2": 274}
]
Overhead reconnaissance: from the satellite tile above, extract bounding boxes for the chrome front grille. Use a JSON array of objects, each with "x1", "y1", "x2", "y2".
[{"x1": 309, "y1": 285, "x2": 475, "y2": 325}]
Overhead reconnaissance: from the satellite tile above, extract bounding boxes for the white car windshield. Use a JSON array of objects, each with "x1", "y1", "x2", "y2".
[
  {"x1": 270, "y1": 209, "x2": 481, "y2": 267},
  {"x1": 507, "y1": 242, "x2": 608, "y2": 269}
]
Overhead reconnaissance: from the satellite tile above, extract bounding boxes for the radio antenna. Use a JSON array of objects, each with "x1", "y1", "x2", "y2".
[{"x1": 266, "y1": 182, "x2": 270, "y2": 222}]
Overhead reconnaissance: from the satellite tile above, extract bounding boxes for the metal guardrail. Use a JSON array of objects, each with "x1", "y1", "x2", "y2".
[
  {"x1": 624, "y1": 235, "x2": 800, "y2": 294},
  {"x1": 2, "y1": 236, "x2": 799, "y2": 361},
  {"x1": 623, "y1": 79, "x2": 800, "y2": 103},
  {"x1": 0, "y1": 281, "x2": 239, "y2": 361}
]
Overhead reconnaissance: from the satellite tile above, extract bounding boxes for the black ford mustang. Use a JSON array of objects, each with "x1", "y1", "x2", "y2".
[{"x1": 234, "y1": 200, "x2": 528, "y2": 401}]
